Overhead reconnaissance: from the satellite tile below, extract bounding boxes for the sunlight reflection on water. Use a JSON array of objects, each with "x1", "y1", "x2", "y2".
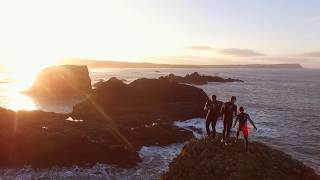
[
  {"x1": 0, "y1": 70, "x2": 85, "y2": 113},
  {"x1": 0, "y1": 74, "x2": 37, "y2": 111},
  {"x1": 5, "y1": 92, "x2": 37, "y2": 111}
]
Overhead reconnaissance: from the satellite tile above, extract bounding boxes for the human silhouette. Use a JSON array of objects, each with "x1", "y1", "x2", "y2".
[
  {"x1": 203, "y1": 95, "x2": 223, "y2": 138},
  {"x1": 233, "y1": 106, "x2": 258, "y2": 152},
  {"x1": 220, "y1": 96, "x2": 237, "y2": 145}
]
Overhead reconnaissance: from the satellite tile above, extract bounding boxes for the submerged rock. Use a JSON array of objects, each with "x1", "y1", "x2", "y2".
[
  {"x1": 162, "y1": 137, "x2": 319, "y2": 180},
  {"x1": 24, "y1": 65, "x2": 92, "y2": 98},
  {"x1": 160, "y1": 72, "x2": 243, "y2": 85}
]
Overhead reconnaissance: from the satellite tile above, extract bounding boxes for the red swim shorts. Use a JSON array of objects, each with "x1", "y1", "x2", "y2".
[{"x1": 240, "y1": 126, "x2": 249, "y2": 137}]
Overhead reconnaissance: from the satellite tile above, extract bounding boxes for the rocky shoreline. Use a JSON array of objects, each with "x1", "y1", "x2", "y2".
[{"x1": 0, "y1": 65, "x2": 318, "y2": 179}]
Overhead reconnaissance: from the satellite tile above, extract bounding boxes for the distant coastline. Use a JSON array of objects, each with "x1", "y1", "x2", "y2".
[{"x1": 58, "y1": 59, "x2": 303, "y2": 69}]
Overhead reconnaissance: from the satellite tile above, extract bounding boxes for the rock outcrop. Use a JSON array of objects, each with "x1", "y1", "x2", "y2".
[
  {"x1": 162, "y1": 137, "x2": 320, "y2": 180},
  {"x1": 160, "y1": 72, "x2": 243, "y2": 85},
  {"x1": 72, "y1": 77, "x2": 208, "y2": 120},
  {"x1": 71, "y1": 77, "x2": 208, "y2": 148},
  {"x1": 24, "y1": 65, "x2": 92, "y2": 98}
]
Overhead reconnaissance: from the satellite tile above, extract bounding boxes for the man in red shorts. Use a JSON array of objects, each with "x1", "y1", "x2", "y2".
[{"x1": 233, "y1": 106, "x2": 258, "y2": 152}]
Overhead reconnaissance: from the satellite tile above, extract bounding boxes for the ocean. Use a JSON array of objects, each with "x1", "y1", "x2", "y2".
[{"x1": 0, "y1": 68, "x2": 319, "y2": 178}]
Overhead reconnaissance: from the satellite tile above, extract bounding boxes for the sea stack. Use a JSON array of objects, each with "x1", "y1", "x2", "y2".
[{"x1": 25, "y1": 65, "x2": 92, "y2": 98}]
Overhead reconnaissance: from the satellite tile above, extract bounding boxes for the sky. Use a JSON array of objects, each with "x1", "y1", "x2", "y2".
[{"x1": 0, "y1": 0, "x2": 319, "y2": 68}]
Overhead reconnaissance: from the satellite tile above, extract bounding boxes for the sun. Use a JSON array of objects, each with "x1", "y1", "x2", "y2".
[{"x1": 4, "y1": 59, "x2": 55, "y2": 91}]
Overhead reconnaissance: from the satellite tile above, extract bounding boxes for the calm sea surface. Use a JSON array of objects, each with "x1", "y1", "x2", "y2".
[{"x1": 0, "y1": 68, "x2": 319, "y2": 177}]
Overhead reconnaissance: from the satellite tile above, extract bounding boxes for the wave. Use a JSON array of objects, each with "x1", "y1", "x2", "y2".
[{"x1": 0, "y1": 142, "x2": 185, "y2": 179}]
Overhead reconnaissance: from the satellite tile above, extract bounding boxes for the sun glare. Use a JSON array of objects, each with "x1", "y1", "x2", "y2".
[
  {"x1": 5, "y1": 60, "x2": 55, "y2": 92},
  {"x1": 0, "y1": 59, "x2": 55, "y2": 111}
]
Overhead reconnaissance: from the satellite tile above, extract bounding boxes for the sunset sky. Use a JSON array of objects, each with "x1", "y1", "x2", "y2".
[{"x1": 0, "y1": 0, "x2": 319, "y2": 69}]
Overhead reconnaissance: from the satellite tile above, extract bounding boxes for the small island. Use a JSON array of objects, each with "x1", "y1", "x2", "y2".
[{"x1": 160, "y1": 72, "x2": 243, "y2": 85}]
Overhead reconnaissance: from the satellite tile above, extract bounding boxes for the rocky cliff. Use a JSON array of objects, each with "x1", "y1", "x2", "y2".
[
  {"x1": 24, "y1": 65, "x2": 92, "y2": 98},
  {"x1": 162, "y1": 137, "x2": 319, "y2": 180}
]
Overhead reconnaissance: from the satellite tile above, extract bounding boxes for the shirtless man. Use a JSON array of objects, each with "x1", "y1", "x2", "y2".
[
  {"x1": 220, "y1": 96, "x2": 237, "y2": 145},
  {"x1": 204, "y1": 95, "x2": 222, "y2": 138},
  {"x1": 233, "y1": 106, "x2": 258, "y2": 152}
]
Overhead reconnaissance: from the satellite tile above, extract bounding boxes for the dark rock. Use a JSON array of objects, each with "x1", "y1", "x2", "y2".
[
  {"x1": 0, "y1": 108, "x2": 140, "y2": 168},
  {"x1": 161, "y1": 72, "x2": 243, "y2": 85},
  {"x1": 24, "y1": 65, "x2": 92, "y2": 98},
  {"x1": 74, "y1": 77, "x2": 208, "y2": 119},
  {"x1": 72, "y1": 77, "x2": 206, "y2": 143},
  {"x1": 162, "y1": 137, "x2": 320, "y2": 180}
]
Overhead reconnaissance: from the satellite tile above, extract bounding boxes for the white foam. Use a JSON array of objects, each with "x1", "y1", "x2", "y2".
[
  {"x1": 66, "y1": 117, "x2": 84, "y2": 122},
  {"x1": 0, "y1": 143, "x2": 185, "y2": 179},
  {"x1": 174, "y1": 117, "x2": 226, "y2": 139},
  {"x1": 174, "y1": 118, "x2": 205, "y2": 138}
]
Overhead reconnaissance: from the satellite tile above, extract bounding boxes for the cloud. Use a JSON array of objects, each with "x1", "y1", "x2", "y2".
[
  {"x1": 307, "y1": 17, "x2": 320, "y2": 25},
  {"x1": 219, "y1": 48, "x2": 265, "y2": 57},
  {"x1": 187, "y1": 46, "x2": 214, "y2": 51},
  {"x1": 186, "y1": 46, "x2": 265, "y2": 57},
  {"x1": 299, "y1": 51, "x2": 320, "y2": 57}
]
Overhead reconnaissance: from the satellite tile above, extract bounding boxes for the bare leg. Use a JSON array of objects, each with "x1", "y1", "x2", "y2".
[
  {"x1": 205, "y1": 118, "x2": 211, "y2": 136},
  {"x1": 211, "y1": 118, "x2": 217, "y2": 138},
  {"x1": 222, "y1": 120, "x2": 227, "y2": 142},
  {"x1": 226, "y1": 121, "x2": 232, "y2": 143},
  {"x1": 235, "y1": 129, "x2": 240, "y2": 143},
  {"x1": 244, "y1": 136, "x2": 248, "y2": 152}
]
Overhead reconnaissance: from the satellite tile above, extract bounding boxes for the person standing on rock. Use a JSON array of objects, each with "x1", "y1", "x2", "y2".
[
  {"x1": 220, "y1": 96, "x2": 237, "y2": 145},
  {"x1": 204, "y1": 95, "x2": 223, "y2": 138},
  {"x1": 233, "y1": 106, "x2": 257, "y2": 152}
]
